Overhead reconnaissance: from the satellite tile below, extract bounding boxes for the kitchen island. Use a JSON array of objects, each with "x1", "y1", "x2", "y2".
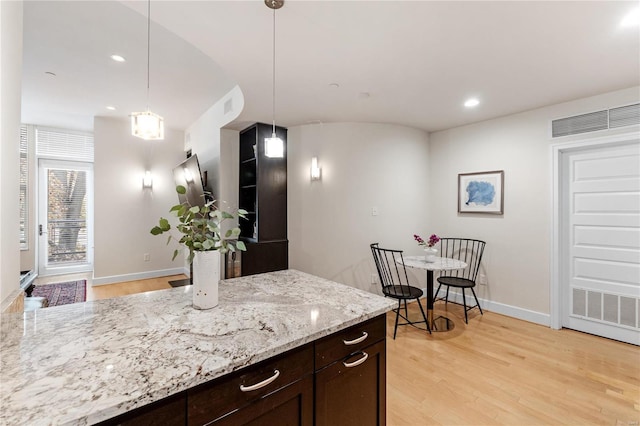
[{"x1": 0, "y1": 270, "x2": 394, "y2": 425}]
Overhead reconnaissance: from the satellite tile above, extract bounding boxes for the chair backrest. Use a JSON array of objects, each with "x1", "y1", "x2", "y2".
[
  {"x1": 439, "y1": 238, "x2": 486, "y2": 282},
  {"x1": 370, "y1": 243, "x2": 412, "y2": 293}
]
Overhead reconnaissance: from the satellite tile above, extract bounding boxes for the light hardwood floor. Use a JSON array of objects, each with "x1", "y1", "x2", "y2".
[
  {"x1": 34, "y1": 273, "x2": 186, "y2": 301},
  {"x1": 34, "y1": 276, "x2": 640, "y2": 425},
  {"x1": 387, "y1": 302, "x2": 640, "y2": 426}
]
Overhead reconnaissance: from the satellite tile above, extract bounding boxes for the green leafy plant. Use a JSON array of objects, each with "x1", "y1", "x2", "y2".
[{"x1": 151, "y1": 185, "x2": 247, "y2": 263}]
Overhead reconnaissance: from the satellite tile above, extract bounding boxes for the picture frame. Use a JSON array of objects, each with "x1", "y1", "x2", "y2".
[{"x1": 458, "y1": 170, "x2": 504, "y2": 214}]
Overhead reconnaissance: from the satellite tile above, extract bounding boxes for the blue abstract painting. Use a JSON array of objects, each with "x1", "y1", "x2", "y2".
[
  {"x1": 458, "y1": 171, "x2": 504, "y2": 214},
  {"x1": 465, "y1": 181, "x2": 495, "y2": 206}
]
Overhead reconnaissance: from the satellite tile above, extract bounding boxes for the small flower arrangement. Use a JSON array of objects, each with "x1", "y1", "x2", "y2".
[{"x1": 414, "y1": 233, "x2": 440, "y2": 248}]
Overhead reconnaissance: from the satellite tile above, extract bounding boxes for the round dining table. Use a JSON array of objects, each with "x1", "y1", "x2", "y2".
[{"x1": 399, "y1": 255, "x2": 467, "y2": 332}]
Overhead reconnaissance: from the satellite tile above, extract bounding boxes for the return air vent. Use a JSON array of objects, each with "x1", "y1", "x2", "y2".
[
  {"x1": 609, "y1": 103, "x2": 640, "y2": 129},
  {"x1": 552, "y1": 111, "x2": 608, "y2": 137},
  {"x1": 551, "y1": 103, "x2": 640, "y2": 138},
  {"x1": 224, "y1": 98, "x2": 233, "y2": 114}
]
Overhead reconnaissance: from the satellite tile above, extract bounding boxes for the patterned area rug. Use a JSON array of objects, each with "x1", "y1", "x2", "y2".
[{"x1": 31, "y1": 281, "x2": 86, "y2": 307}]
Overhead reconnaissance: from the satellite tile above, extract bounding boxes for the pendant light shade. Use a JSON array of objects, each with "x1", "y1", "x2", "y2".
[
  {"x1": 265, "y1": 133, "x2": 284, "y2": 158},
  {"x1": 131, "y1": 111, "x2": 164, "y2": 140},
  {"x1": 265, "y1": 0, "x2": 284, "y2": 158},
  {"x1": 131, "y1": 0, "x2": 164, "y2": 140}
]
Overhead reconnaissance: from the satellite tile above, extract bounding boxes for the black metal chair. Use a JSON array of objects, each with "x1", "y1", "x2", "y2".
[
  {"x1": 435, "y1": 238, "x2": 486, "y2": 324},
  {"x1": 370, "y1": 243, "x2": 430, "y2": 339}
]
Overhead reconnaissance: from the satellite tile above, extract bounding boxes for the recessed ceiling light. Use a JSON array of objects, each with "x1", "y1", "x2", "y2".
[
  {"x1": 464, "y1": 98, "x2": 480, "y2": 108},
  {"x1": 106, "y1": 106, "x2": 116, "y2": 111},
  {"x1": 358, "y1": 92, "x2": 371, "y2": 99},
  {"x1": 45, "y1": 71, "x2": 56, "y2": 77},
  {"x1": 620, "y1": 7, "x2": 640, "y2": 27},
  {"x1": 328, "y1": 83, "x2": 340, "y2": 89},
  {"x1": 110, "y1": 54, "x2": 126, "y2": 62}
]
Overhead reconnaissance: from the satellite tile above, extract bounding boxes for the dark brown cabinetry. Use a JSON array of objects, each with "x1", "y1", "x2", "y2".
[
  {"x1": 314, "y1": 315, "x2": 387, "y2": 426},
  {"x1": 188, "y1": 344, "x2": 313, "y2": 425},
  {"x1": 98, "y1": 315, "x2": 386, "y2": 426},
  {"x1": 238, "y1": 123, "x2": 288, "y2": 276}
]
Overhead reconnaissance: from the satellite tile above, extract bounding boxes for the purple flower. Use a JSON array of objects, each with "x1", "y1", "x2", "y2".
[
  {"x1": 414, "y1": 233, "x2": 440, "y2": 247},
  {"x1": 427, "y1": 234, "x2": 440, "y2": 247}
]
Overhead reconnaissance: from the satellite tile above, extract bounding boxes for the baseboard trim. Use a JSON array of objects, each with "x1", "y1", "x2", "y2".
[
  {"x1": 434, "y1": 290, "x2": 550, "y2": 327},
  {"x1": 92, "y1": 268, "x2": 186, "y2": 286}
]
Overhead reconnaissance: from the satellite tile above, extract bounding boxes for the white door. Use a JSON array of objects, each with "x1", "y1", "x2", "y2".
[
  {"x1": 562, "y1": 142, "x2": 640, "y2": 345},
  {"x1": 38, "y1": 159, "x2": 94, "y2": 276}
]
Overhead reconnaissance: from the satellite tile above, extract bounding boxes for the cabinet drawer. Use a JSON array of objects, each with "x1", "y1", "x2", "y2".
[
  {"x1": 208, "y1": 375, "x2": 313, "y2": 426},
  {"x1": 315, "y1": 315, "x2": 385, "y2": 370},
  {"x1": 188, "y1": 343, "x2": 313, "y2": 425},
  {"x1": 315, "y1": 339, "x2": 386, "y2": 426}
]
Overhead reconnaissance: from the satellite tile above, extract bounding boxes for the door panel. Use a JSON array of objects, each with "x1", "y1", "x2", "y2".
[
  {"x1": 564, "y1": 143, "x2": 640, "y2": 345},
  {"x1": 38, "y1": 159, "x2": 93, "y2": 276}
]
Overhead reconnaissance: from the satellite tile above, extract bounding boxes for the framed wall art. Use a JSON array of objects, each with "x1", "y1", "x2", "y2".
[{"x1": 458, "y1": 170, "x2": 504, "y2": 214}]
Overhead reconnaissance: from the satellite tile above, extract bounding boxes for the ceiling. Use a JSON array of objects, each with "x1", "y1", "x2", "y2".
[{"x1": 22, "y1": 1, "x2": 640, "y2": 134}]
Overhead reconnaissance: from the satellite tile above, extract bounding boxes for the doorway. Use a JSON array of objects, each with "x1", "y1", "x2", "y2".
[
  {"x1": 552, "y1": 132, "x2": 640, "y2": 345},
  {"x1": 38, "y1": 159, "x2": 94, "y2": 276}
]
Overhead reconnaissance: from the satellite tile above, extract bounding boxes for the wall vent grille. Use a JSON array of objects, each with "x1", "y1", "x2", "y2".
[
  {"x1": 609, "y1": 103, "x2": 640, "y2": 129},
  {"x1": 572, "y1": 287, "x2": 639, "y2": 329},
  {"x1": 224, "y1": 98, "x2": 233, "y2": 114},
  {"x1": 552, "y1": 103, "x2": 640, "y2": 138}
]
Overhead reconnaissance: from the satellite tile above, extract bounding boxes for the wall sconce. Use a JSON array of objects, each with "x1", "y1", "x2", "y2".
[
  {"x1": 310, "y1": 157, "x2": 321, "y2": 181},
  {"x1": 142, "y1": 170, "x2": 153, "y2": 189}
]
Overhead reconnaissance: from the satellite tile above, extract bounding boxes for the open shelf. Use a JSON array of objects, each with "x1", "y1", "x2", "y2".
[{"x1": 238, "y1": 123, "x2": 288, "y2": 276}]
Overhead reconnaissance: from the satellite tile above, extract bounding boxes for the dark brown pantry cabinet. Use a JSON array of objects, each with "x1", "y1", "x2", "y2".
[{"x1": 238, "y1": 123, "x2": 288, "y2": 276}]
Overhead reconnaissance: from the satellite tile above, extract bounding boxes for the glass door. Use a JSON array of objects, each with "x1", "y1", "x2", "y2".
[{"x1": 38, "y1": 159, "x2": 93, "y2": 276}]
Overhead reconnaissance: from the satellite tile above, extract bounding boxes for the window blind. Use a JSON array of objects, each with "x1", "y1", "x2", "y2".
[
  {"x1": 36, "y1": 127, "x2": 94, "y2": 162},
  {"x1": 19, "y1": 125, "x2": 28, "y2": 249}
]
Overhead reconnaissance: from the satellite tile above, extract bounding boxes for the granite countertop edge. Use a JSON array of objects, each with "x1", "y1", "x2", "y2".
[{"x1": 0, "y1": 269, "x2": 395, "y2": 426}]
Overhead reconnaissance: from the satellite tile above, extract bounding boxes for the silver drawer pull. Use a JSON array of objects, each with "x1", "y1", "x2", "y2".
[
  {"x1": 239, "y1": 369, "x2": 280, "y2": 392},
  {"x1": 343, "y1": 331, "x2": 368, "y2": 346},
  {"x1": 343, "y1": 352, "x2": 368, "y2": 368}
]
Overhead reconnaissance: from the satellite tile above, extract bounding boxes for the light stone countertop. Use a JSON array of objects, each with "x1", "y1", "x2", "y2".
[{"x1": 0, "y1": 269, "x2": 395, "y2": 426}]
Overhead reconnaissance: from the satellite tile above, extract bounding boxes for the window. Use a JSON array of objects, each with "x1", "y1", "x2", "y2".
[
  {"x1": 19, "y1": 125, "x2": 28, "y2": 249},
  {"x1": 36, "y1": 127, "x2": 94, "y2": 274}
]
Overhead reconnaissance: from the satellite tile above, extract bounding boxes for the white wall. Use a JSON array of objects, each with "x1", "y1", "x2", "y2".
[
  {"x1": 220, "y1": 128, "x2": 239, "y2": 215},
  {"x1": 186, "y1": 86, "x2": 244, "y2": 252},
  {"x1": 429, "y1": 86, "x2": 640, "y2": 321},
  {"x1": 89, "y1": 86, "x2": 243, "y2": 284},
  {"x1": 288, "y1": 122, "x2": 431, "y2": 293},
  {"x1": 186, "y1": 85, "x2": 244, "y2": 202},
  {"x1": 0, "y1": 0, "x2": 23, "y2": 306},
  {"x1": 92, "y1": 117, "x2": 185, "y2": 284}
]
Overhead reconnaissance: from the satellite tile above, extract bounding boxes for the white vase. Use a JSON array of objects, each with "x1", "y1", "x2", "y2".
[
  {"x1": 424, "y1": 247, "x2": 438, "y2": 263},
  {"x1": 192, "y1": 250, "x2": 220, "y2": 310}
]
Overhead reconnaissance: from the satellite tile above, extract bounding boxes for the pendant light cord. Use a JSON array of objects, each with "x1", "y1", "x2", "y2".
[
  {"x1": 272, "y1": 4, "x2": 276, "y2": 135},
  {"x1": 146, "y1": 0, "x2": 151, "y2": 110}
]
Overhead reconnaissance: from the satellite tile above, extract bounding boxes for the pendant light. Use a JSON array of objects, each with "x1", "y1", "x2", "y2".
[
  {"x1": 264, "y1": 0, "x2": 284, "y2": 158},
  {"x1": 131, "y1": 0, "x2": 164, "y2": 140}
]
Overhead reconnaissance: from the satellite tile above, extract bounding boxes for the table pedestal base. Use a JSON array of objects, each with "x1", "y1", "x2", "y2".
[
  {"x1": 432, "y1": 315, "x2": 455, "y2": 332},
  {"x1": 427, "y1": 310, "x2": 455, "y2": 332}
]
